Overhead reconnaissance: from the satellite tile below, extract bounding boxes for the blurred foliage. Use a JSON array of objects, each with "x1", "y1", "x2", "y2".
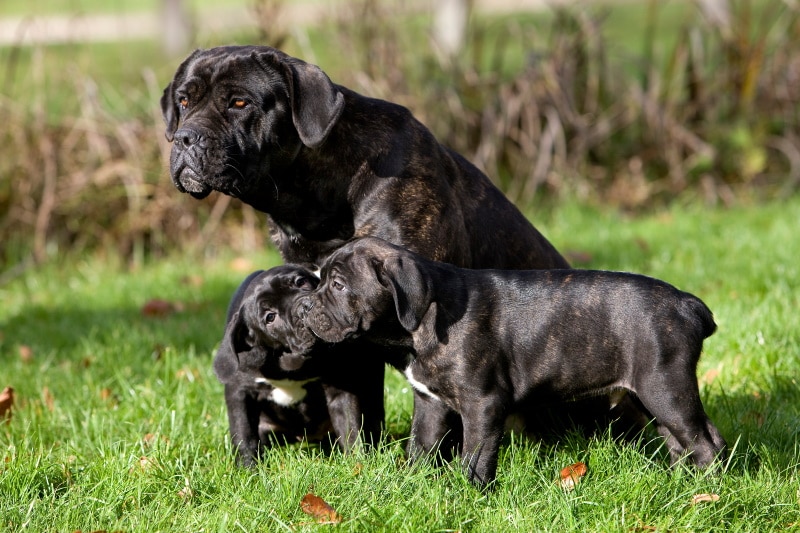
[{"x1": 0, "y1": 0, "x2": 798, "y2": 271}]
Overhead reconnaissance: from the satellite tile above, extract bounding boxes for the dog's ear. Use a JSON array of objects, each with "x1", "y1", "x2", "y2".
[
  {"x1": 213, "y1": 310, "x2": 250, "y2": 384},
  {"x1": 160, "y1": 82, "x2": 179, "y2": 142},
  {"x1": 161, "y1": 49, "x2": 204, "y2": 142},
  {"x1": 253, "y1": 49, "x2": 344, "y2": 149},
  {"x1": 372, "y1": 256, "x2": 432, "y2": 332}
]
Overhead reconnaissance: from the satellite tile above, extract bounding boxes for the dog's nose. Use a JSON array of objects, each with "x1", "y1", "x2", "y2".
[{"x1": 174, "y1": 127, "x2": 200, "y2": 148}]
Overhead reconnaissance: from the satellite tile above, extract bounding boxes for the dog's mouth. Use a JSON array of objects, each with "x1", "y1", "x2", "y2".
[{"x1": 174, "y1": 167, "x2": 212, "y2": 199}]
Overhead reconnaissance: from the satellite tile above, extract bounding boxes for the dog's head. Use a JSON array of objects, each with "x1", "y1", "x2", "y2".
[
  {"x1": 300, "y1": 237, "x2": 433, "y2": 343},
  {"x1": 160, "y1": 45, "x2": 344, "y2": 202},
  {"x1": 213, "y1": 265, "x2": 321, "y2": 385}
]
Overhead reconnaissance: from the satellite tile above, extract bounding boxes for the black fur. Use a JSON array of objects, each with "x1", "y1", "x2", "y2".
[
  {"x1": 215, "y1": 265, "x2": 361, "y2": 465},
  {"x1": 302, "y1": 237, "x2": 727, "y2": 488}
]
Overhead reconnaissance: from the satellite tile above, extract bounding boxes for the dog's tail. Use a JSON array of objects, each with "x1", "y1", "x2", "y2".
[{"x1": 687, "y1": 295, "x2": 717, "y2": 340}]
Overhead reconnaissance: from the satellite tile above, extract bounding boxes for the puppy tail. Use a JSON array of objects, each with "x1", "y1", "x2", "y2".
[{"x1": 688, "y1": 296, "x2": 717, "y2": 339}]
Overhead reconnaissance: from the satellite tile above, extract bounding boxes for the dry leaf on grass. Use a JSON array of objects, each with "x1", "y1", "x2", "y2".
[
  {"x1": 0, "y1": 387, "x2": 14, "y2": 423},
  {"x1": 559, "y1": 462, "x2": 588, "y2": 491},
  {"x1": 19, "y1": 345, "x2": 34, "y2": 363},
  {"x1": 690, "y1": 493, "x2": 720, "y2": 505},
  {"x1": 141, "y1": 299, "x2": 182, "y2": 317},
  {"x1": 129, "y1": 456, "x2": 159, "y2": 474},
  {"x1": 178, "y1": 478, "x2": 193, "y2": 501},
  {"x1": 300, "y1": 493, "x2": 342, "y2": 524},
  {"x1": 42, "y1": 386, "x2": 55, "y2": 412},
  {"x1": 230, "y1": 257, "x2": 254, "y2": 272}
]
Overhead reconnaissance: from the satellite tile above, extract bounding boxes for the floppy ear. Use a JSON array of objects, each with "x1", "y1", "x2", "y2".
[
  {"x1": 212, "y1": 310, "x2": 250, "y2": 384},
  {"x1": 253, "y1": 49, "x2": 345, "y2": 149},
  {"x1": 373, "y1": 256, "x2": 432, "y2": 332},
  {"x1": 160, "y1": 82, "x2": 179, "y2": 142},
  {"x1": 161, "y1": 49, "x2": 204, "y2": 142}
]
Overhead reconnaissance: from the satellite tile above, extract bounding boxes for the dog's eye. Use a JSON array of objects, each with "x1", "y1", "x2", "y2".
[
  {"x1": 264, "y1": 312, "x2": 276, "y2": 324},
  {"x1": 332, "y1": 281, "x2": 345, "y2": 291},
  {"x1": 178, "y1": 96, "x2": 188, "y2": 109},
  {"x1": 230, "y1": 98, "x2": 248, "y2": 109},
  {"x1": 295, "y1": 277, "x2": 311, "y2": 288}
]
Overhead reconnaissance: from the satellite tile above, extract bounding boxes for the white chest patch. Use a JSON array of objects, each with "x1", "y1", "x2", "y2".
[
  {"x1": 254, "y1": 377, "x2": 317, "y2": 407},
  {"x1": 404, "y1": 366, "x2": 440, "y2": 402}
]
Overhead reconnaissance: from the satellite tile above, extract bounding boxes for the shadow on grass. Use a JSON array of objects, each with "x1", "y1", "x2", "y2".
[{"x1": 0, "y1": 280, "x2": 240, "y2": 365}]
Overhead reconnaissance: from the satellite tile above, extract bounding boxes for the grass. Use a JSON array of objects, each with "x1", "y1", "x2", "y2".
[{"x1": 2, "y1": 198, "x2": 799, "y2": 531}]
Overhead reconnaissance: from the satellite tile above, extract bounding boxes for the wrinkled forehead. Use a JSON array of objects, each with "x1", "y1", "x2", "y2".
[
  {"x1": 177, "y1": 49, "x2": 285, "y2": 94},
  {"x1": 322, "y1": 249, "x2": 357, "y2": 278}
]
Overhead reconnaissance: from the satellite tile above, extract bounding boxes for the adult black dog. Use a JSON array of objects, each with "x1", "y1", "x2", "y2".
[
  {"x1": 161, "y1": 45, "x2": 580, "y2": 450},
  {"x1": 214, "y1": 265, "x2": 338, "y2": 465},
  {"x1": 300, "y1": 237, "x2": 727, "y2": 488}
]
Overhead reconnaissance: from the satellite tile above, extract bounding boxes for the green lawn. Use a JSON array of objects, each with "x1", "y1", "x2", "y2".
[{"x1": 1, "y1": 198, "x2": 798, "y2": 531}]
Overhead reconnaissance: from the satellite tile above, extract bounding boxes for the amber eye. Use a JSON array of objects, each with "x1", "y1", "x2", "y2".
[
  {"x1": 231, "y1": 98, "x2": 247, "y2": 109},
  {"x1": 179, "y1": 96, "x2": 188, "y2": 108}
]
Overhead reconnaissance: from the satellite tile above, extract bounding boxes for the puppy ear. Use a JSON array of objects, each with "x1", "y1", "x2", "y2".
[
  {"x1": 253, "y1": 49, "x2": 344, "y2": 149},
  {"x1": 213, "y1": 310, "x2": 249, "y2": 384},
  {"x1": 373, "y1": 256, "x2": 432, "y2": 332}
]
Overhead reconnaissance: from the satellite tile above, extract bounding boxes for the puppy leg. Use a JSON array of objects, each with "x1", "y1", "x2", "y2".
[
  {"x1": 407, "y1": 392, "x2": 462, "y2": 464},
  {"x1": 323, "y1": 350, "x2": 386, "y2": 451},
  {"x1": 637, "y1": 367, "x2": 726, "y2": 467},
  {"x1": 459, "y1": 399, "x2": 507, "y2": 490},
  {"x1": 224, "y1": 385, "x2": 261, "y2": 466}
]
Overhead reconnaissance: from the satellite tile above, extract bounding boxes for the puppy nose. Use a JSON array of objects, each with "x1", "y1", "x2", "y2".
[
  {"x1": 174, "y1": 127, "x2": 200, "y2": 148},
  {"x1": 296, "y1": 297, "x2": 313, "y2": 317}
]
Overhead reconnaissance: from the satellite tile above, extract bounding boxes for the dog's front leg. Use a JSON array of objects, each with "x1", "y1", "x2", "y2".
[
  {"x1": 407, "y1": 392, "x2": 462, "y2": 464},
  {"x1": 323, "y1": 347, "x2": 386, "y2": 452},
  {"x1": 224, "y1": 385, "x2": 261, "y2": 466},
  {"x1": 460, "y1": 400, "x2": 507, "y2": 490}
]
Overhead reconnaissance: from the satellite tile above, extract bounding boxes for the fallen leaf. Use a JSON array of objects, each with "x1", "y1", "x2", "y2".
[
  {"x1": 141, "y1": 299, "x2": 181, "y2": 317},
  {"x1": 19, "y1": 345, "x2": 33, "y2": 363},
  {"x1": 230, "y1": 257, "x2": 254, "y2": 272},
  {"x1": 559, "y1": 462, "x2": 588, "y2": 491},
  {"x1": 180, "y1": 275, "x2": 204, "y2": 287},
  {"x1": 0, "y1": 387, "x2": 14, "y2": 423},
  {"x1": 142, "y1": 433, "x2": 170, "y2": 448},
  {"x1": 130, "y1": 456, "x2": 159, "y2": 473},
  {"x1": 690, "y1": 493, "x2": 720, "y2": 505},
  {"x1": 702, "y1": 368, "x2": 720, "y2": 384},
  {"x1": 178, "y1": 478, "x2": 193, "y2": 501},
  {"x1": 300, "y1": 493, "x2": 342, "y2": 524},
  {"x1": 175, "y1": 367, "x2": 200, "y2": 382},
  {"x1": 42, "y1": 386, "x2": 55, "y2": 412}
]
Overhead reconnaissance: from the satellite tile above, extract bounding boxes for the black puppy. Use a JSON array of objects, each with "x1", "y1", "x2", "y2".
[
  {"x1": 301, "y1": 237, "x2": 727, "y2": 488},
  {"x1": 214, "y1": 265, "x2": 333, "y2": 465}
]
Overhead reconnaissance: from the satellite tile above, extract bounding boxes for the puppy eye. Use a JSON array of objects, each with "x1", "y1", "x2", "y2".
[
  {"x1": 332, "y1": 281, "x2": 345, "y2": 291},
  {"x1": 230, "y1": 98, "x2": 248, "y2": 109},
  {"x1": 295, "y1": 277, "x2": 311, "y2": 288},
  {"x1": 178, "y1": 96, "x2": 188, "y2": 109},
  {"x1": 264, "y1": 312, "x2": 276, "y2": 324}
]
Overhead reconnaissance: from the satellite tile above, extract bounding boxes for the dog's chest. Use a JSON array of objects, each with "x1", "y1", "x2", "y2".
[
  {"x1": 255, "y1": 377, "x2": 317, "y2": 407},
  {"x1": 404, "y1": 364, "x2": 449, "y2": 404}
]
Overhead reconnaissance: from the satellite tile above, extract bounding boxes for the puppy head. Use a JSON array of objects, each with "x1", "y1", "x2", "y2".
[
  {"x1": 160, "y1": 45, "x2": 344, "y2": 201},
  {"x1": 213, "y1": 265, "x2": 320, "y2": 384},
  {"x1": 302, "y1": 237, "x2": 432, "y2": 343}
]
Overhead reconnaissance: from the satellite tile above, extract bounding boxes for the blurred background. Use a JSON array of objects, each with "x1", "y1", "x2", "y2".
[{"x1": 0, "y1": 0, "x2": 798, "y2": 272}]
